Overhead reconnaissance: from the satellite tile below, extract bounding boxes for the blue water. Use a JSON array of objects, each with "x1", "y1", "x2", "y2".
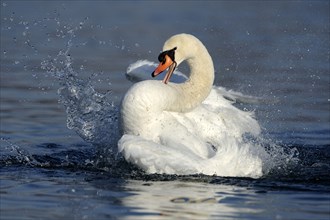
[{"x1": 1, "y1": 1, "x2": 329, "y2": 219}]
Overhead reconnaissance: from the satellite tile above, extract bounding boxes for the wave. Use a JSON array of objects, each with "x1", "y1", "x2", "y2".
[{"x1": 1, "y1": 137, "x2": 329, "y2": 192}]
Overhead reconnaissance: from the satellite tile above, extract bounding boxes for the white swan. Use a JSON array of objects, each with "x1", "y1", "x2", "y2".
[{"x1": 118, "y1": 34, "x2": 267, "y2": 178}]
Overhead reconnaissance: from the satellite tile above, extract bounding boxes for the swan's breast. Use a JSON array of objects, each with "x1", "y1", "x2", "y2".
[{"x1": 120, "y1": 80, "x2": 174, "y2": 136}]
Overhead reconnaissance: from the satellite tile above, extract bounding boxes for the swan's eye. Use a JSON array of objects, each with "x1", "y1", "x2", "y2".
[
  {"x1": 158, "y1": 52, "x2": 166, "y2": 64},
  {"x1": 158, "y1": 47, "x2": 177, "y2": 64},
  {"x1": 167, "y1": 47, "x2": 176, "y2": 62}
]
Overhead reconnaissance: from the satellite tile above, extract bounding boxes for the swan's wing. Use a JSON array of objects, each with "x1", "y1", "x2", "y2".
[
  {"x1": 167, "y1": 107, "x2": 265, "y2": 178},
  {"x1": 160, "y1": 88, "x2": 261, "y2": 159},
  {"x1": 118, "y1": 134, "x2": 200, "y2": 175},
  {"x1": 215, "y1": 86, "x2": 278, "y2": 104},
  {"x1": 215, "y1": 86, "x2": 260, "y2": 104},
  {"x1": 126, "y1": 60, "x2": 188, "y2": 83},
  {"x1": 126, "y1": 60, "x2": 274, "y2": 104},
  {"x1": 118, "y1": 96, "x2": 265, "y2": 177},
  {"x1": 126, "y1": 61, "x2": 273, "y2": 104},
  {"x1": 118, "y1": 133, "x2": 264, "y2": 178}
]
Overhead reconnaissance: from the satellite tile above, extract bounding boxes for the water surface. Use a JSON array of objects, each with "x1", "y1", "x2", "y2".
[{"x1": 1, "y1": 1, "x2": 329, "y2": 219}]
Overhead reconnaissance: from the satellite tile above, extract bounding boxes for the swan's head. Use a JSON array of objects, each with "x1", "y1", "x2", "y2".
[
  {"x1": 151, "y1": 33, "x2": 203, "y2": 84},
  {"x1": 151, "y1": 47, "x2": 177, "y2": 84}
]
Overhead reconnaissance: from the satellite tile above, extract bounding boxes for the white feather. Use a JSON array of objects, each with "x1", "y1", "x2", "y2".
[{"x1": 119, "y1": 34, "x2": 268, "y2": 178}]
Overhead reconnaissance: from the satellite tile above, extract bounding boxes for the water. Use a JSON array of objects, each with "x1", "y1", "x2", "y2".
[{"x1": 1, "y1": 1, "x2": 329, "y2": 219}]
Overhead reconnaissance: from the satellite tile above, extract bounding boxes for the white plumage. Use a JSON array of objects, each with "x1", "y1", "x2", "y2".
[{"x1": 118, "y1": 34, "x2": 267, "y2": 178}]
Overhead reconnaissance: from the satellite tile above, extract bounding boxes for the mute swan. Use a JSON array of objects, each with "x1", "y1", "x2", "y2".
[{"x1": 118, "y1": 34, "x2": 266, "y2": 178}]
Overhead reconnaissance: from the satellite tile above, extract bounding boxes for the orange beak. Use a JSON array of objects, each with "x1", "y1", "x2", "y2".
[{"x1": 151, "y1": 55, "x2": 177, "y2": 84}]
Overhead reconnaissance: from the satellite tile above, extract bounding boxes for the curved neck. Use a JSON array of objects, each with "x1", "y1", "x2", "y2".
[{"x1": 170, "y1": 48, "x2": 214, "y2": 112}]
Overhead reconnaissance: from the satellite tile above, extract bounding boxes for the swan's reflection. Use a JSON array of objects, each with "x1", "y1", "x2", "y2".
[{"x1": 121, "y1": 180, "x2": 263, "y2": 219}]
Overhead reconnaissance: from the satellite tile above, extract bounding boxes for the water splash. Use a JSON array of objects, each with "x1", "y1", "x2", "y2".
[
  {"x1": 57, "y1": 76, "x2": 119, "y2": 148},
  {"x1": 42, "y1": 36, "x2": 301, "y2": 177},
  {"x1": 0, "y1": 137, "x2": 38, "y2": 166},
  {"x1": 2, "y1": 12, "x2": 300, "y2": 177},
  {"x1": 39, "y1": 26, "x2": 120, "y2": 156},
  {"x1": 258, "y1": 137, "x2": 300, "y2": 176}
]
